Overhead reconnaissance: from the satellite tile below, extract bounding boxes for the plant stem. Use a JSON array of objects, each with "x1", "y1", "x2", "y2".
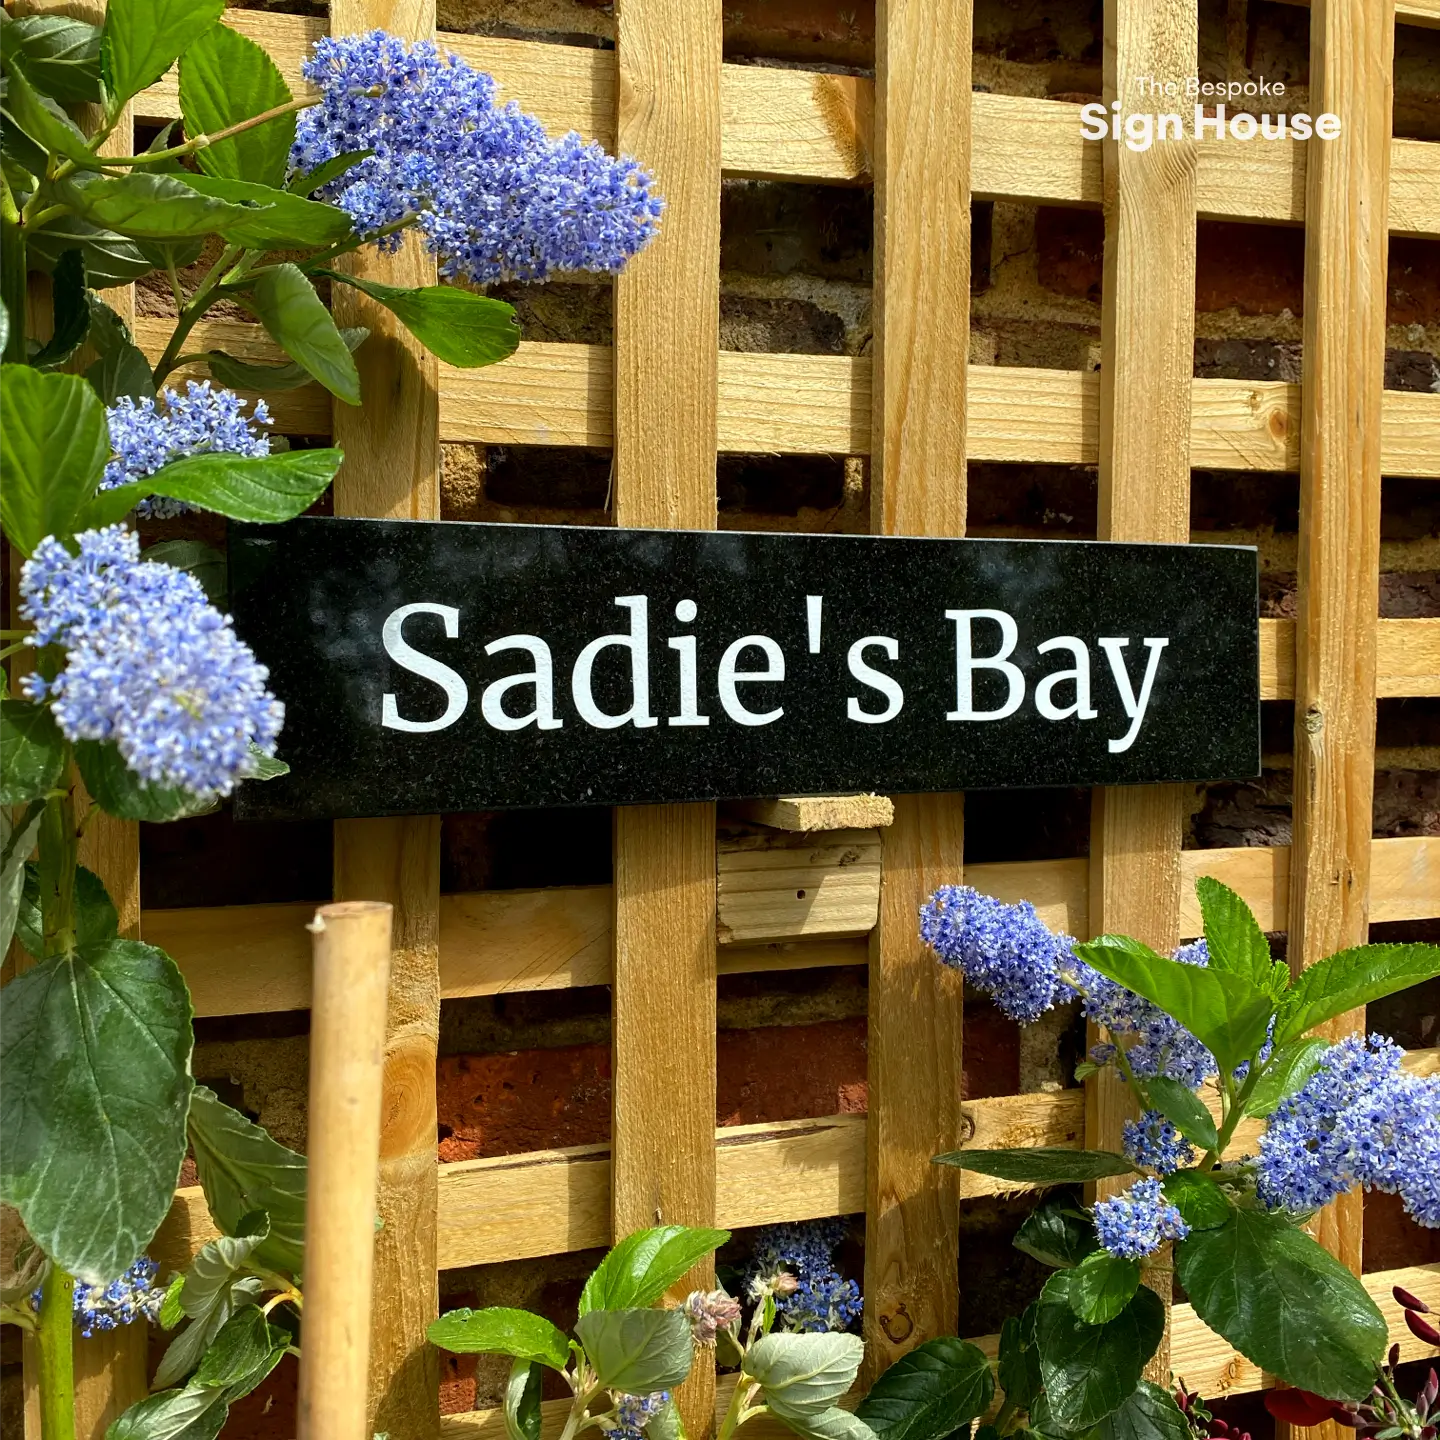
[
  {"x1": 556, "y1": 1381, "x2": 601, "y2": 1440},
  {"x1": 718, "y1": 1380, "x2": 761, "y2": 1440},
  {"x1": 36, "y1": 1269, "x2": 76, "y2": 1440},
  {"x1": 153, "y1": 246, "x2": 242, "y2": 385},
  {"x1": 37, "y1": 781, "x2": 78, "y2": 958},
  {"x1": 1200, "y1": 1061, "x2": 1262, "y2": 1169},
  {"x1": 992, "y1": 1394, "x2": 1021, "y2": 1437},
  {"x1": 92, "y1": 95, "x2": 320, "y2": 168},
  {"x1": 1, "y1": 212, "x2": 27, "y2": 364}
]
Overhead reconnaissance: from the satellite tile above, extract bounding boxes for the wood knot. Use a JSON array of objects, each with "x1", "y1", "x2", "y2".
[
  {"x1": 1267, "y1": 408, "x2": 1287, "y2": 440},
  {"x1": 879, "y1": 1303, "x2": 914, "y2": 1344},
  {"x1": 1303, "y1": 705, "x2": 1324, "y2": 735}
]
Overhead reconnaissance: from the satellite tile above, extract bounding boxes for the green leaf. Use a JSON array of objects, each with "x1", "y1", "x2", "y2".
[
  {"x1": 245, "y1": 747, "x2": 288, "y2": 782},
  {"x1": 17, "y1": 863, "x2": 120, "y2": 959},
  {"x1": 1088, "y1": 1382, "x2": 1193, "y2": 1440},
  {"x1": 931, "y1": 1149, "x2": 1136, "y2": 1186},
  {"x1": 190, "y1": 1304, "x2": 286, "y2": 1394},
  {"x1": 1141, "y1": 1076, "x2": 1217, "y2": 1152},
  {"x1": 186, "y1": 1086, "x2": 306, "y2": 1277},
  {"x1": 158, "y1": 1274, "x2": 185, "y2": 1330},
  {"x1": 32, "y1": 249, "x2": 91, "y2": 369},
  {"x1": 574, "y1": 1307, "x2": 694, "y2": 1395},
  {"x1": 1071, "y1": 934, "x2": 1276, "y2": 1079},
  {"x1": 1243, "y1": 1037, "x2": 1330, "y2": 1119},
  {"x1": 74, "y1": 740, "x2": 217, "y2": 822},
  {"x1": 99, "y1": 0, "x2": 224, "y2": 110},
  {"x1": 27, "y1": 213, "x2": 151, "y2": 288},
  {"x1": 0, "y1": 14, "x2": 102, "y2": 104},
  {"x1": 202, "y1": 326, "x2": 368, "y2": 393},
  {"x1": 1274, "y1": 944, "x2": 1440, "y2": 1046},
  {"x1": 781, "y1": 1411, "x2": 878, "y2": 1440},
  {"x1": 0, "y1": 938, "x2": 194, "y2": 1284},
  {"x1": 59, "y1": 171, "x2": 268, "y2": 241},
  {"x1": 84, "y1": 291, "x2": 155, "y2": 404},
  {"x1": 745, "y1": 1332, "x2": 865, "y2": 1422},
  {"x1": 322, "y1": 269, "x2": 521, "y2": 369},
  {"x1": 74, "y1": 446, "x2": 342, "y2": 529},
  {"x1": 0, "y1": 50, "x2": 93, "y2": 163},
  {"x1": 855, "y1": 1337, "x2": 994, "y2": 1440},
  {"x1": 142, "y1": 539, "x2": 226, "y2": 604},
  {"x1": 154, "y1": 1215, "x2": 267, "y2": 1387},
  {"x1": 503, "y1": 1359, "x2": 544, "y2": 1440},
  {"x1": 106, "y1": 1384, "x2": 229, "y2": 1440},
  {"x1": 1065, "y1": 1250, "x2": 1140, "y2": 1326},
  {"x1": 0, "y1": 803, "x2": 44, "y2": 961},
  {"x1": 244, "y1": 265, "x2": 360, "y2": 403},
  {"x1": 0, "y1": 700, "x2": 65, "y2": 805},
  {"x1": 997, "y1": 1310, "x2": 1040, "y2": 1412},
  {"x1": 0, "y1": 365, "x2": 109, "y2": 556},
  {"x1": 181, "y1": 175, "x2": 353, "y2": 249},
  {"x1": 288, "y1": 148, "x2": 371, "y2": 196},
  {"x1": 1033, "y1": 1271, "x2": 1164, "y2": 1431},
  {"x1": 426, "y1": 1307, "x2": 571, "y2": 1369},
  {"x1": 1160, "y1": 1170, "x2": 1231, "y2": 1231},
  {"x1": 179, "y1": 23, "x2": 292, "y2": 188},
  {"x1": 1174, "y1": 1208, "x2": 1386, "y2": 1400},
  {"x1": 1195, "y1": 876, "x2": 1274, "y2": 989},
  {"x1": 646, "y1": 1398, "x2": 689, "y2": 1440},
  {"x1": 1014, "y1": 1197, "x2": 1099, "y2": 1270},
  {"x1": 579, "y1": 1225, "x2": 730, "y2": 1316}
]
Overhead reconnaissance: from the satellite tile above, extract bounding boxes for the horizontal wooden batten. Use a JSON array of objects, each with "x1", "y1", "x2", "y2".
[
  {"x1": 134, "y1": 13, "x2": 1440, "y2": 234},
  {"x1": 152, "y1": 835, "x2": 1439, "y2": 1018},
  {"x1": 133, "y1": 320, "x2": 1440, "y2": 477}
]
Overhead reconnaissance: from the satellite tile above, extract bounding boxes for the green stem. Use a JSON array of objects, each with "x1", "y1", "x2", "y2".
[
  {"x1": 87, "y1": 94, "x2": 320, "y2": 170},
  {"x1": 37, "y1": 781, "x2": 78, "y2": 958},
  {"x1": 36, "y1": 1269, "x2": 76, "y2": 1440},
  {"x1": 718, "y1": 1380, "x2": 760, "y2": 1440},
  {"x1": 1, "y1": 213, "x2": 26, "y2": 364},
  {"x1": 1200, "y1": 1063, "x2": 1262, "y2": 1169},
  {"x1": 556, "y1": 1381, "x2": 601, "y2": 1440},
  {"x1": 992, "y1": 1394, "x2": 1021, "y2": 1437},
  {"x1": 294, "y1": 212, "x2": 422, "y2": 273},
  {"x1": 152, "y1": 245, "x2": 242, "y2": 385}
]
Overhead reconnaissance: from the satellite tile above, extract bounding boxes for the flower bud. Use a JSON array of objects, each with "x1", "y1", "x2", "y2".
[
  {"x1": 1395, "y1": 1286, "x2": 1433, "y2": 1315},
  {"x1": 684, "y1": 1289, "x2": 742, "y2": 1347},
  {"x1": 1407, "y1": 1310, "x2": 1440, "y2": 1349},
  {"x1": 1390, "y1": 1343, "x2": 1402, "y2": 1369}
]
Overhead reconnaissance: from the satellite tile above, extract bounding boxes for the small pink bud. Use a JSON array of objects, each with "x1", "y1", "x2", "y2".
[
  {"x1": 1407, "y1": 1310, "x2": 1440, "y2": 1349},
  {"x1": 1395, "y1": 1286, "x2": 1432, "y2": 1314}
]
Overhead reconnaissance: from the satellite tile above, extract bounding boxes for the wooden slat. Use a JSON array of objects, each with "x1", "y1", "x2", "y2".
[
  {"x1": 132, "y1": 16, "x2": 1440, "y2": 236},
  {"x1": 326, "y1": 0, "x2": 444, "y2": 1432},
  {"x1": 1288, "y1": 0, "x2": 1394, "y2": 1315},
  {"x1": 730, "y1": 795, "x2": 896, "y2": 832},
  {"x1": 609, "y1": 3, "x2": 723, "y2": 1434},
  {"x1": 863, "y1": 0, "x2": 972, "y2": 1382}
]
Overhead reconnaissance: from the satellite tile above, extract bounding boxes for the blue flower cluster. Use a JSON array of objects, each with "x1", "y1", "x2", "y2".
[
  {"x1": 292, "y1": 32, "x2": 662, "y2": 284},
  {"x1": 920, "y1": 887, "x2": 1078, "y2": 1022},
  {"x1": 31, "y1": 1258, "x2": 166, "y2": 1338},
  {"x1": 609, "y1": 1391, "x2": 670, "y2": 1440},
  {"x1": 101, "y1": 381, "x2": 271, "y2": 519},
  {"x1": 1257, "y1": 1034, "x2": 1439, "y2": 1226},
  {"x1": 1121, "y1": 1110, "x2": 1196, "y2": 1175},
  {"x1": 746, "y1": 1220, "x2": 863, "y2": 1334},
  {"x1": 1092, "y1": 1178, "x2": 1191, "y2": 1259},
  {"x1": 1073, "y1": 940, "x2": 1221, "y2": 1089},
  {"x1": 20, "y1": 527, "x2": 284, "y2": 800}
]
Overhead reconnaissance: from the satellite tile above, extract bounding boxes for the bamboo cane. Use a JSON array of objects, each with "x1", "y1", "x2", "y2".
[{"x1": 297, "y1": 901, "x2": 394, "y2": 1440}]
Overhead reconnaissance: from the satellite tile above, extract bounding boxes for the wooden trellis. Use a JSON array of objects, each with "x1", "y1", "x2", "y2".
[{"x1": 22, "y1": 0, "x2": 1440, "y2": 1433}]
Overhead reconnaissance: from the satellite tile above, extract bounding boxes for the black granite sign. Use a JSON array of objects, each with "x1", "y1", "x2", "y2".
[{"x1": 229, "y1": 518, "x2": 1260, "y2": 819}]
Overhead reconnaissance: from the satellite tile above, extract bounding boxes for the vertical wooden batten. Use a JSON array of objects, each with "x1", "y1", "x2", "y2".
[
  {"x1": 862, "y1": 0, "x2": 972, "y2": 1383},
  {"x1": 1287, "y1": 0, "x2": 1394, "y2": 1342},
  {"x1": 1086, "y1": 0, "x2": 1199, "y2": 1381},
  {"x1": 610, "y1": 1, "x2": 722, "y2": 1435},
  {"x1": 328, "y1": 1, "x2": 444, "y2": 1435}
]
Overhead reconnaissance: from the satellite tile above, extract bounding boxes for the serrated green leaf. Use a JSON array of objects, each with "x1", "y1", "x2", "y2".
[
  {"x1": 579, "y1": 1225, "x2": 730, "y2": 1317},
  {"x1": 182, "y1": 175, "x2": 353, "y2": 249},
  {"x1": 0, "y1": 938, "x2": 194, "y2": 1284},
  {"x1": 190, "y1": 1304, "x2": 285, "y2": 1392},
  {"x1": 1013, "y1": 1196, "x2": 1099, "y2": 1270},
  {"x1": 74, "y1": 446, "x2": 342, "y2": 529},
  {"x1": 0, "y1": 700, "x2": 65, "y2": 805},
  {"x1": 16, "y1": 863, "x2": 119, "y2": 959},
  {"x1": 179, "y1": 23, "x2": 293, "y2": 187},
  {"x1": 32, "y1": 249, "x2": 90, "y2": 369},
  {"x1": 1195, "y1": 876, "x2": 1275, "y2": 989},
  {"x1": 0, "y1": 14, "x2": 102, "y2": 104},
  {"x1": 158, "y1": 1273, "x2": 186, "y2": 1330},
  {"x1": 1088, "y1": 1381, "x2": 1193, "y2": 1440},
  {"x1": 645, "y1": 1397, "x2": 690, "y2": 1440},
  {"x1": 426, "y1": 1307, "x2": 571, "y2": 1369},
  {"x1": 58, "y1": 170, "x2": 267, "y2": 241},
  {"x1": 0, "y1": 364, "x2": 109, "y2": 556},
  {"x1": 322, "y1": 268, "x2": 520, "y2": 369},
  {"x1": 574, "y1": 1307, "x2": 694, "y2": 1394},
  {"x1": 245, "y1": 264, "x2": 359, "y2": 404},
  {"x1": 287, "y1": 148, "x2": 371, "y2": 195},
  {"x1": 1242, "y1": 1037, "x2": 1329, "y2": 1119},
  {"x1": 746, "y1": 1332, "x2": 865, "y2": 1422},
  {"x1": 74, "y1": 740, "x2": 217, "y2": 822},
  {"x1": 1174, "y1": 1208, "x2": 1386, "y2": 1400},
  {"x1": 855, "y1": 1336, "x2": 993, "y2": 1440},
  {"x1": 1065, "y1": 1250, "x2": 1140, "y2": 1326},
  {"x1": 201, "y1": 326, "x2": 367, "y2": 393},
  {"x1": 0, "y1": 50, "x2": 93, "y2": 163},
  {"x1": 27, "y1": 212, "x2": 151, "y2": 288},
  {"x1": 186, "y1": 1086, "x2": 306, "y2": 1277},
  {"x1": 106, "y1": 1384, "x2": 230, "y2": 1440},
  {"x1": 100, "y1": 0, "x2": 224, "y2": 110},
  {"x1": 0, "y1": 803, "x2": 44, "y2": 962},
  {"x1": 931, "y1": 1148, "x2": 1137, "y2": 1186},
  {"x1": 1159, "y1": 1169, "x2": 1231, "y2": 1231},
  {"x1": 83, "y1": 291, "x2": 154, "y2": 404},
  {"x1": 782, "y1": 1411, "x2": 878, "y2": 1440},
  {"x1": 997, "y1": 1309, "x2": 1041, "y2": 1412},
  {"x1": 1142, "y1": 1076, "x2": 1217, "y2": 1152},
  {"x1": 1071, "y1": 934, "x2": 1276, "y2": 1079},
  {"x1": 1273, "y1": 944, "x2": 1440, "y2": 1046}
]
